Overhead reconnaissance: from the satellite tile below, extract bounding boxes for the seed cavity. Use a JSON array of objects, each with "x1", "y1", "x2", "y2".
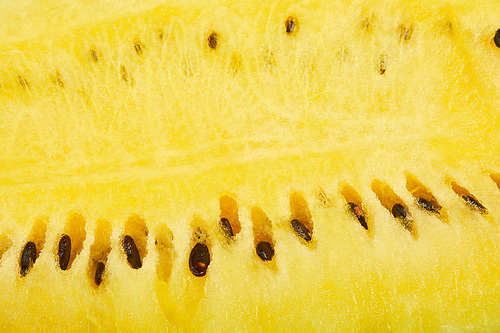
[
  {"x1": 494, "y1": 29, "x2": 500, "y2": 48},
  {"x1": 123, "y1": 235, "x2": 142, "y2": 269},
  {"x1": 348, "y1": 203, "x2": 368, "y2": 230},
  {"x1": 88, "y1": 219, "x2": 112, "y2": 287},
  {"x1": 18, "y1": 75, "x2": 29, "y2": 90},
  {"x1": 207, "y1": 32, "x2": 218, "y2": 50},
  {"x1": 392, "y1": 203, "x2": 414, "y2": 232},
  {"x1": 20, "y1": 242, "x2": 37, "y2": 277},
  {"x1": 155, "y1": 225, "x2": 175, "y2": 283},
  {"x1": 372, "y1": 180, "x2": 417, "y2": 238},
  {"x1": 89, "y1": 47, "x2": 99, "y2": 63},
  {"x1": 58, "y1": 234, "x2": 71, "y2": 270},
  {"x1": 291, "y1": 219, "x2": 312, "y2": 242},
  {"x1": 251, "y1": 206, "x2": 276, "y2": 262},
  {"x1": 450, "y1": 180, "x2": 488, "y2": 214},
  {"x1": 378, "y1": 57, "x2": 386, "y2": 75},
  {"x1": 219, "y1": 195, "x2": 241, "y2": 238},
  {"x1": 189, "y1": 243, "x2": 210, "y2": 277},
  {"x1": 399, "y1": 24, "x2": 413, "y2": 41},
  {"x1": 120, "y1": 65, "x2": 133, "y2": 86},
  {"x1": 256, "y1": 241, "x2": 274, "y2": 262},
  {"x1": 289, "y1": 191, "x2": 313, "y2": 242},
  {"x1": 285, "y1": 16, "x2": 299, "y2": 35},
  {"x1": 94, "y1": 262, "x2": 105, "y2": 286},
  {"x1": 133, "y1": 38, "x2": 144, "y2": 56},
  {"x1": 406, "y1": 173, "x2": 443, "y2": 216}
]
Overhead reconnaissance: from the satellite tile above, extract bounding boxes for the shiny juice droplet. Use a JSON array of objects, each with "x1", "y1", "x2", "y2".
[
  {"x1": 123, "y1": 235, "x2": 142, "y2": 269},
  {"x1": 189, "y1": 243, "x2": 210, "y2": 277}
]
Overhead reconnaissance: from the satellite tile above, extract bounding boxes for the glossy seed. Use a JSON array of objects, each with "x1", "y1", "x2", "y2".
[
  {"x1": 123, "y1": 235, "x2": 142, "y2": 269},
  {"x1": 417, "y1": 198, "x2": 440, "y2": 214},
  {"x1": 20, "y1": 242, "x2": 37, "y2": 277},
  {"x1": 256, "y1": 241, "x2": 274, "y2": 262},
  {"x1": 494, "y1": 29, "x2": 500, "y2": 48},
  {"x1": 392, "y1": 203, "x2": 408, "y2": 220},
  {"x1": 285, "y1": 16, "x2": 297, "y2": 34},
  {"x1": 291, "y1": 219, "x2": 312, "y2": 242},
  {"x1": 189, "y1": 243, "x2": 210, "y2": 277},
  {"x1": 348, "y1": 203, "x2": 368, "y2": 230},
  {"x1": 219, "y1": 218, "x2": 234, "y2": 238},
  {"x1": 95, "y1": 262, "x2": 105, "y2": 286},
  {"x1": 207, "y1": 32, "x2": 218, "y2": 50},
  {"x1": 462, "y1": 195, "x2": 486, "y2": 213},
  {"x1": 58, "y1": 234, "x2": 71, "y2": 270}
]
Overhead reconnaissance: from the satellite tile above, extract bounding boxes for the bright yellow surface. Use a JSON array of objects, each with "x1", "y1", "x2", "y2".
[{"x1": 0, "y1": 0, "x2": 500, "y2": 331}]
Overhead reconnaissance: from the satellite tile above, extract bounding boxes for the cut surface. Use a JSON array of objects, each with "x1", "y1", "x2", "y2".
[{"x1": 1, "y1": 0, "x2": 500, "y2": 331}]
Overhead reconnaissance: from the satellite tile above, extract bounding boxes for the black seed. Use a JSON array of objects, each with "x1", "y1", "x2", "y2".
[
  {"x1": 123, "y1": 235, "x2": 142, "y2": 269},
  {"x1": 495, "y1": 29, "x2": 500, "y2": 48},
  {"x1": 207, "y1": 32, "x2": 218, "y2": 50},
  {"x1": 58, "y1": 234, "x2": 71, "y2": 270},
  {"x1": 392, "y1": 203, "x2": 408, "y2": 220},
  {"x1": 256, "y1": 241, "x2": 274, "y2": 262},
  {"x1": 285, "y1": 16, "x2": 297, "y2": 35},
  {"x1": 20, "y1": 242, "x2": 37, "y2": 277},
  {"x1": 89, "y1": 48, "x2": 99, "y2": 63},
  {"x1": 219, "y1": 218, "x2": 234, "y2": 238},
  {"x1": 189, "y1": 243, "x2": 210, "y2": 277},
  {"x1": 348, "y1": 202, "x2": 368, "y2": 230},
  {"x1": 462, "y1": 195, "x2": 487, "y2": 213},
  {"x1": 417, "y1": 198, "x2": 440, "y2": 214},
  {"x1": 95, "y1": 262, "x2": 105, "y2": 286},
  {"x1": 291, "y1": 219, "x2": 312, "y2": 242}
]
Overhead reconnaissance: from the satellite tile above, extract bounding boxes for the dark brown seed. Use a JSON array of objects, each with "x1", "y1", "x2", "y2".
[
  {"x1": 462, "y1": 195, "x2": 487, "y2": 213},
  {"x1": 392, "y1": 203, "x2": 408, "y2": 221},
  {"x1": 58, "y1": 234, "x2": 71, "y2": 270},
  {"x1": 95, "y1": 262, "x2": 105, "y2": 286},
  {"x1": 495, "y1": 29, "x2": 500, "y2": 48},
  {"x1": 255, "y1": 242, "x2": 274, "y2": 261},
  {"x1": 256, "y1": 241, "x2": 274, "y2": 261},
  {"x1": 285, "y1": 16, "x2": 297, "y2": 35},
  {"x1": 189, "y1": 243, "x2": 210, "y2": 277},
  {"x1": 219, "y1": 218, "x2": 234, "y2": 238},
  {"x1": 348, "y1": 203, "x2": 368, "y2": 230},
  {"x1": 417, "y1": 198, "x2": 440, "y2": 214},
  {"x1": 20, "y1": 242, "x2": 37, "y2": 277},
  {"x1": 123, "y1": 235, "x2": 142, "y2": 269},
  {"x1": 291, "y1": 219, "x2": 312, "y2": 242},
  {"x1": 207, "y1": 32, "x2": 218, "y2": 50}
]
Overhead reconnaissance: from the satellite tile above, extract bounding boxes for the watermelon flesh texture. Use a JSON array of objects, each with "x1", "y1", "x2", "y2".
[{"x1": 0, "y1": 0, "x2": 500, "y2": 331}]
